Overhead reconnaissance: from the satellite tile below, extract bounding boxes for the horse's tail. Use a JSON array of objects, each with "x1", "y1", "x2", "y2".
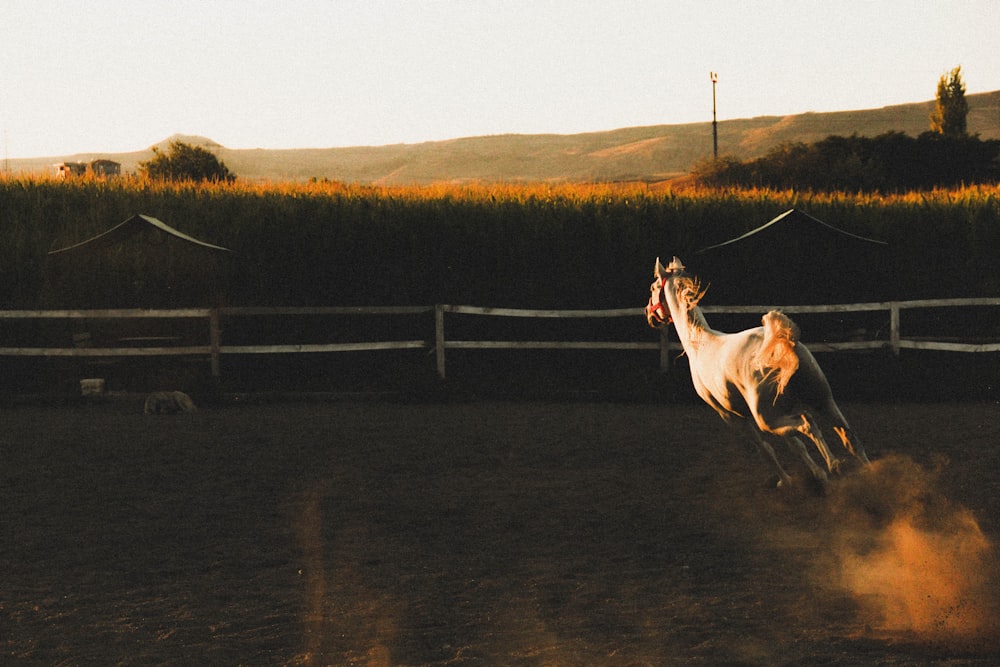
[{"x1": 756, "y1": 310, "x2": 800, "y2": 395}]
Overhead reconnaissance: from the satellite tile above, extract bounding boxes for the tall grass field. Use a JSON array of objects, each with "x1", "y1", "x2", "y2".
[{"x1": 2, "y1": 175, "x2": 998, "y2": 309}]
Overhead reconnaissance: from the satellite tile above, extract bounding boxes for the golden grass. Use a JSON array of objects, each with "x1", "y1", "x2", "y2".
[{"x1": 4, "y1": 171, "x2": 996, "y2": 207}]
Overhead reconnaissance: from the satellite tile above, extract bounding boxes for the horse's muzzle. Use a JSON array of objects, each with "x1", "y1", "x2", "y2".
[{"x1": 646, "y1": 301, "x2": 669, "y2": 328}]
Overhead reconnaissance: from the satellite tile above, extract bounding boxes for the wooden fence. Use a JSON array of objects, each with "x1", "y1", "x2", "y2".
[{"x1": 1, "y1": 298, "x2": 999, "y2": 381}]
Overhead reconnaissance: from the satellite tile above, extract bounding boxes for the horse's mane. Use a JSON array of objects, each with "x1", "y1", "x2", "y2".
[
  {"x1": 675, "y1": 275, "x2": 708, "y2": 323},
  {"x1": 755, "y1": 310, "x2": 800, "y2": 395}
]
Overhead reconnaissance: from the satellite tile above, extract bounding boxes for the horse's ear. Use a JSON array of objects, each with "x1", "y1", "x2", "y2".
[
  {"x1": 654, "y1": 257, "x2": 665, "y2": 277},
  {"x1": 667, "y1": 256, "x2": 685, "y2": 272}
]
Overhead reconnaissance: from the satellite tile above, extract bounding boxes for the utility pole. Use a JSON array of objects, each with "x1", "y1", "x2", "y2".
[{"x1": 710, "y1": 71, "x2": 719, "y2": 159}]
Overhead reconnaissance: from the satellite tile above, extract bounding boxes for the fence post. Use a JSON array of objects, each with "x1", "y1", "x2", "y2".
[
  {"x1": 209, "y1": 308, "x2": 222, "y2": 378},
  {"x1": 435, "y1": 304, "x2": 446, "y2": 379},
  {"x1": 659, "y1": 326, "x2": 671, "y2": 372},
  {"x1": 889, "y1": 302, "x2": 900, "y2": 356}
]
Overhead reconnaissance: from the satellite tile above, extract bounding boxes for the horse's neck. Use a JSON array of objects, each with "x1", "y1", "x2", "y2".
[{"x1": 672, "y1": 304, "x2": 718, "y2": 356}]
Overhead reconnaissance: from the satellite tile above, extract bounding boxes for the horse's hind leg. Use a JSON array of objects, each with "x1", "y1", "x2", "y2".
[
  {"x1": 796, "y1": 413, "x2": 842, "y2": 474},
  {"x1": 758, "y1": 411, "x2": 841, "y2": 474},
  {"x1": 820, "y1": 400, "x2": 870, "y2": 465},
  {"x1": 784, "y1": 435, "x2": 830, "y2": 492},
  {"x1": 744, "y1": 424, "x2": 794, "y2": 488},
  {"x1": 832, "y1": 426, "x2": 870, "y2": 465}
]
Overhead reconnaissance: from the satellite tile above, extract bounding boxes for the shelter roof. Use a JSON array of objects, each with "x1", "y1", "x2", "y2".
[
  {"x1": 48, "y1": 214, "x2": 231, "y2": 257},
  {"x1": 696, "y1": 208, "x2": 886, "y2": 254}
]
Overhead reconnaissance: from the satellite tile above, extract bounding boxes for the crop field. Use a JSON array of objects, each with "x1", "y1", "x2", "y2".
[
  {"x1": 2, "y1": 176, "x2": 999, "y2": 309},
  {"x1": 2, "y1": 398, "x2": 998, "y2": 665}
]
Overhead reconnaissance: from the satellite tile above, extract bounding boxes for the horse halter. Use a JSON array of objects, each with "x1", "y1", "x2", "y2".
[{"x1": 646, "y1": 277, "x2": 672, "y2": 327}]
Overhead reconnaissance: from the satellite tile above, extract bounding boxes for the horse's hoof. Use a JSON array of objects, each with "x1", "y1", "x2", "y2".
[{"x1": 808, "y1": 476, "x2": 830, "y2": 497}]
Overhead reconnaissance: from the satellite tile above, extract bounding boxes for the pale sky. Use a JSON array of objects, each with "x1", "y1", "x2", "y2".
[{"x1": 2, "y1": 0, "x2": 997, "y2": 158}]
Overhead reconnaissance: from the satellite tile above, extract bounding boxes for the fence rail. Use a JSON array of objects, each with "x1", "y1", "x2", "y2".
[{"x1": 1, "y1": 298, "x2": 998, "y2": 380}]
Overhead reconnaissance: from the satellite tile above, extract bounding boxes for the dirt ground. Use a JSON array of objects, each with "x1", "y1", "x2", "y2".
[{"x1": 2, "y1": 397, "x2": 999, "y2": 666}]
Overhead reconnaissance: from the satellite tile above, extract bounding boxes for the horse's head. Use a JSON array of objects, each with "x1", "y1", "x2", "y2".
[
  {"x1": 645, "y1": 256, "x2": 706, "y2": 328},
  {"x1": 646, "y1": 256, "x2": 684, "y2": 327}
]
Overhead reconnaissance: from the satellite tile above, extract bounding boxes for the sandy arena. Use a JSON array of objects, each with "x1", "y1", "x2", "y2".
[{"x1": 2, "y1": 399, "x2": 998, "y2": 665}]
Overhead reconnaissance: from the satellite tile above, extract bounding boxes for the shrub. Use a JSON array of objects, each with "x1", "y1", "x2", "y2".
[{"x1": 139, "y1": 141, "x2": 235, "y2": 182}]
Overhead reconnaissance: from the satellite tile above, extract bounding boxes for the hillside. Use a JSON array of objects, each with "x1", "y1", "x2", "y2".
[{"x1": 9, "y1": 91, "x2": 1000, "y2": 184}]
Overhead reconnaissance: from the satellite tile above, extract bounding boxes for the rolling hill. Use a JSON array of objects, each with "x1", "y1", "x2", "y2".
[{"x1": 9, "y1": 91, "x2": 1000, "y2": 184}]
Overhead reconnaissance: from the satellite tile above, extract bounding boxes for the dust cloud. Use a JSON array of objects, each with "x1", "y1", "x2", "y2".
[{"x1": 822, "y1": 454, "x2": 999, "y2": 651}]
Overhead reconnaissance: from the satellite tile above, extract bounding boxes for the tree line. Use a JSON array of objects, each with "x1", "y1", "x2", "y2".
[
  {"x1": 694, "y1": 131, "x2": 999, "y2": 191},
  {"x1": 696, "y1": 66, "x2": 999, "y2": 191}
]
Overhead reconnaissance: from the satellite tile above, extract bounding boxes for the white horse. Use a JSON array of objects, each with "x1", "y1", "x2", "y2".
[{"x1": 646, "y1": 256, "x2": 869, "y2": 489}]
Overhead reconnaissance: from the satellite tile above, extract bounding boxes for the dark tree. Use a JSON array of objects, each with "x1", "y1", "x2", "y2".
[
  {"x1": 139, "y1": 141, "x2": 235, "y2": 182},
  {"x1": 929, "y1": 66, "x2": 969, "y2": 137}
]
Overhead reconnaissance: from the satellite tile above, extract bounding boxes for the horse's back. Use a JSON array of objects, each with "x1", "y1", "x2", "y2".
[{"x1": 688, "y1": 327, "x2": 763, "y2": 418}]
